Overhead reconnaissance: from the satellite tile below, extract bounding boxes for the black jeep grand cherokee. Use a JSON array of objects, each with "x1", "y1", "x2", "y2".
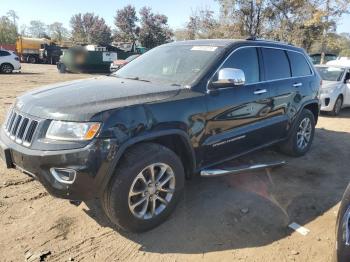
[{"x1": 0, "y1": 39, "x2": 320, "y2": 232}]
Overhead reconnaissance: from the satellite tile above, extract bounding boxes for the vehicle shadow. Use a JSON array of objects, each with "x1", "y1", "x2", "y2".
[
  {"x1": 6, "y1": 72, "x2": 43, "y2": 75},
  {"x1": 321, "y1": 108, "x2": 350, "y2": 119},
  {"x1": 84, "y1": 127, "x2": 350, "y2": 254}
]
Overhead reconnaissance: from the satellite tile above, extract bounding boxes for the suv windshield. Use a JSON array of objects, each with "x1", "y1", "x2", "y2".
[
  {"x1": 316, "y1": 66, "x2": 345, "y2": 81},
  {"x1": 113, "y1": 44, "x2": 223, "y2": 85}
]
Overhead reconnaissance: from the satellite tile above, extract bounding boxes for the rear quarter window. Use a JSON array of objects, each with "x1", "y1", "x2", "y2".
[
  {"x1": 0, "y1": 51, "x2": 10, "y2": 57},
  {"x1": 288, "y1": 51, "x2": 312, "y2": 77},
  {"x1": 262, "y1": 48, "x2": 291, "y2": 80}
]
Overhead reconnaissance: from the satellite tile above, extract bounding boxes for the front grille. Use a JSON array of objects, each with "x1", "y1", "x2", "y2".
[{"x1": 4, "y1": 109, "x2": 39, "y2": 146}]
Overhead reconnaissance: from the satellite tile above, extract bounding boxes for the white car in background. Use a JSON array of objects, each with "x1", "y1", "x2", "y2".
[
  {"x1": 316, "y1": 63, "x2": 350, "y2": 116},
  {"x1": 0, "y1": 49, "x2": 21, "y2": 74}
]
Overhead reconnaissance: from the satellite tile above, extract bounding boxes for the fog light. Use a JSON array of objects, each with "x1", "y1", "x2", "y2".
[
  {"x1": 325, "y1": 98, "x2": 330, "y2": 106},
  {"x1": 50, "y1": 168, "x2": 76, "y2": 184}
]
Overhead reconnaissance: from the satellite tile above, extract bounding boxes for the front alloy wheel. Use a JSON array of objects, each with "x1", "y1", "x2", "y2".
[
  {"x1": 102, "y1": 143, "x2": 184, "y2": 232},
  {"x1": 296, "y1": 117, "x2": 312, "y2": 150},
  {"x1": 128, "y1": 163, "x2": 175, "y2": 220},
  {"x1": 1, "y1": 64, "x2": 13, "y2": 74}
]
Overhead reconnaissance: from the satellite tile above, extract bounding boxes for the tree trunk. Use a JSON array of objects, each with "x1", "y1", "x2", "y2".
[{"x1": 320, "y1": 0, "x2": 330, "y2": 64}]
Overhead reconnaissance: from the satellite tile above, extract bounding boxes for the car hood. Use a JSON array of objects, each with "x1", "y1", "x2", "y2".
[
  {"x1": 321, "y1": 80, "x2": 342, "y2": 90},
  {"x1": 15, "y1": 76, "x2": 182, "y2": 121}
]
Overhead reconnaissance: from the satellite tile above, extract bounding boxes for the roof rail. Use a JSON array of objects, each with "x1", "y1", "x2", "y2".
[{"x1": 246, "y1": 37, "x2": 294, "y2": 46}]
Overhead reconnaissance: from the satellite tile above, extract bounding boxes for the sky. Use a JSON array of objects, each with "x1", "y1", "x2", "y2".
[{"x1": 0, "y1": 0, "x2": 349, "y2": 33}]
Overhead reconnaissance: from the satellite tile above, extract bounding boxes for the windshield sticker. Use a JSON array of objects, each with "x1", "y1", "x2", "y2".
[{"x1": 191, "y1": 46, "x2": 218, "y2": 52}]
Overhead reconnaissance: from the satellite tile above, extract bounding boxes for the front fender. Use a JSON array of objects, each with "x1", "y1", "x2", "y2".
[{"x1": 97, "y1": 129, "x2": 196, "y2": 195}]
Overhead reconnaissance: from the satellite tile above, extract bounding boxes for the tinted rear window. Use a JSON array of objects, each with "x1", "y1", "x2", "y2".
[
  {"x1": 0, "y1": 51, "x2": 10, "y2": 56},
  {"x1": 288, "y1": 51, "x2": 312, "y2": 77},
  {"x1": 262, "y1": 48, "x2": 291, "y2": 80}
]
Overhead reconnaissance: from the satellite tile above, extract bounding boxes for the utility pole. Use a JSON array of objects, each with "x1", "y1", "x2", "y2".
[{"x1": 320, "y1": 0, "x2": 330, "y2": 64}]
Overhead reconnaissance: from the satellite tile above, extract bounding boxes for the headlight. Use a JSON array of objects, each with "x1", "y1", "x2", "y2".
[
  {"x1": 46, "y1": 121, "x2": 100, "y2": 141},
  {"x1": 320, "y1": 88, "x2": 334, "y2": 95}
]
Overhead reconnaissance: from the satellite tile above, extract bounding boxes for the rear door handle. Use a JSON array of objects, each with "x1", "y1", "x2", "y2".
[
  {"x1": 254, "y1": 89, "x2": 267, "y2": 95},
  {"x1": 293, "y1": 82, "x2": 303, "y2": 87}
]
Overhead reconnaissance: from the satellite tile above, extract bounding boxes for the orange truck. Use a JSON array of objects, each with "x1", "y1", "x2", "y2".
[{"x1": 16, "y1": 36, "x2": 51, "y2": 63}]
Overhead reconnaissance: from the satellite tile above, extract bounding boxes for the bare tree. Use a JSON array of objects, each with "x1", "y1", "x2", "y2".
[
  {"x1": 48, "y1": 22, "x2": 69, "y2": 42},
  {"x1": 28, "y1": 20, "x2": 47, "y2": 38},
  {"x1": 114, "y1": 5, "x2": 139, "y2": 42},
  {"x1": 138, "y1": 7, "x2": 173, "y2": 48},
  {"x1": 70, "y1": 13, "x2": 112, "y2": 45}
]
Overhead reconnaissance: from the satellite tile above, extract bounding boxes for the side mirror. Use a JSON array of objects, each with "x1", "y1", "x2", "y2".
[{"x1": 211, "y1": 68, "x2": 245, "y2": 89}]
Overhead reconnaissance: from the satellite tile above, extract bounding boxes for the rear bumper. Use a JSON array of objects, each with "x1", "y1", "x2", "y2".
[{"x1": 0, "y1": 129, "x2": 119, "y2": 200}]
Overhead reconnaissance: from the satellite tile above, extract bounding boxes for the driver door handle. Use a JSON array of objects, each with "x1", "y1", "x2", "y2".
[
  {"x1": 293, "y1": 82, "x2": 303, "y2": 87},
  {"x1": 254, "y1": 89, "x2": 267, "y2": 95}
]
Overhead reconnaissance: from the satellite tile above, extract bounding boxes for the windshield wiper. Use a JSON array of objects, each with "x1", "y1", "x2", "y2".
[{"x1": 123, "y1": 76, "x2": 151, "y2": 82}]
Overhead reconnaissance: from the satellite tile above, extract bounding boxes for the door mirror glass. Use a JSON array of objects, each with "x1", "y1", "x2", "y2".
[{"x1": 212, "y1": 68, "x2": 245, "y2": 88}]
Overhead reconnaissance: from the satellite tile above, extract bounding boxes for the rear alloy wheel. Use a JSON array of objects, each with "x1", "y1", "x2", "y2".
[
  {"x1": 331, "y1": 96, "x2": 343, "y2": 116},
  {"x1": 296, "y1": 117, "x2": 312, "y2": 150},
  {"x1": 102, "y1": 143, "x2": 184, "y2": 232},
  {"x1": 279, "y1": 109, "x2": 315, "y2": 157},
  {"x1": 0, "y1": 63, "x2": 13, "y2": 74}
]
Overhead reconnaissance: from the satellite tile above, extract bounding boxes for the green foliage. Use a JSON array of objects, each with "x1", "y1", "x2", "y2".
[
  {"x1": 48, "y1": 22, "x2": 69, "y2": 42},
  {"x1": 138, "y1": 7, "x2": 173, "y2": 48},
  {"x1": 186, "y1": 8, "x2": 222, "y2": 39},
  {"x1": 113, "y1": 6, "x2": 172, "y2": 48},
  {"x1": 114, "y1": 5, "x2": 139, "y2": 42},
  {"x1": 0, "y1": 11, "x2": 18, "y2": 44},
  {"x1": 70, "y1": 13, "x2": 112, "y2": 45},
  {"x1": 28, "y1": 20, "x2": 47, "y2": 38},
  {"x1": 185, "y1": 0, "x2": 350, "y2": 53}
]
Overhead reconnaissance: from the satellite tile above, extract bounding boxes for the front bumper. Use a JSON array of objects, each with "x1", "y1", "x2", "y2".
[
  {"x1": 320, "y1": 93, "x2": 337, "y2": 111},
  {"x1": 0, "y1": 129, "x2": 118, "y2": 200}
]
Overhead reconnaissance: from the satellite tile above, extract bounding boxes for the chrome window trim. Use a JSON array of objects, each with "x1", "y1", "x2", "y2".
[{"x1": 206, "y1": 45, "x2": 315, "y2": 91}]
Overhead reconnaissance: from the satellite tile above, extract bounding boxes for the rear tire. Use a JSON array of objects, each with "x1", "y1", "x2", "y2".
[
  {"x1": 279, "y1": 109, "x2": 315, "y2": 157},
  {"x1": 102, "y1": 143, "x2": 185, "y2": 232},
  {"x1": 330, "y1": 96, "x2": 343, "y2": 116},
  {"x1": 27, "y1": 56, "x2": 37, "y2": 64},
  {"x1": 59, "y1": 63, "x2": 66, "y2": 73},
  {"x1": 0, "y1": 63, "x2": 14, "y2": 74}
]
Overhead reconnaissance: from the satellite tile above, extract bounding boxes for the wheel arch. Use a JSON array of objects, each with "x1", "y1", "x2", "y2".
[
  {"x1": 303, "y1": 100, "x2": 319, "y2": 124},
  {"x1": 0, "y1": 63, "x2": 14, "y2": 73},
  {"x1": 99, "y1": 129, "x2": 196, "y2": 194}
]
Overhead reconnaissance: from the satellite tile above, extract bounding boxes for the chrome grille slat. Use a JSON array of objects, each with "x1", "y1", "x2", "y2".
[
  {"x1": 5, "y1": 110, "x2": 14, "y2": 130},
  {"x1": 21, "y1": 119, "x2": 32, "y2": 141},
  {"x1": 11, "y1": 115, "x2": 22, "y2": 137},
  {"x1": 8, "y1": 112, "x2": 17, "y2": 134},
  {"x1": 3, "y1": 109, "x2": 38, "y2": 146}
]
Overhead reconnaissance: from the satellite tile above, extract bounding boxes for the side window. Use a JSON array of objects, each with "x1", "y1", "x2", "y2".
[
  {"x1": 221, "y1": 47, "x2": 260, "y2": 84},
  {"x1": 0, "y1": 51, "x2": 10, "y2": 57},
  {"x1": 288, "y1": 51, "x2": 312, "y2": 77},
  {"x1": 262, "y1": 48, "x2": 291, "y2": 80}
]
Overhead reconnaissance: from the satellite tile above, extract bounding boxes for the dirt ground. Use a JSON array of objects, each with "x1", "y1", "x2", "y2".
[{"x1": 0, "y1": 64, "x2": 350, "y2": 262}]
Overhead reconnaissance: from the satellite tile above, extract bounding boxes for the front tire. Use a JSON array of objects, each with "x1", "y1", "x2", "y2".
[
  {"x1": 279, "y1": 109, "x2": 315, "y2": 157},
  {"x1": 102, "y1": 143, "x2": 185, "y2": 232},
  {"x1": 0, "y1": 63, "x2": 14, "y2": 74},
  {"x1": 330, "y1": 96, "x2": 343, "y2": 116}
]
